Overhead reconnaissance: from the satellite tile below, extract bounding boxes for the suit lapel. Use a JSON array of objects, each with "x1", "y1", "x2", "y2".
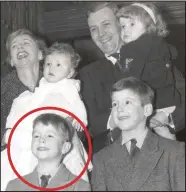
[
  {"x1": 26, "y1": 167, "x2": 40, "y2": 189},
  {"x1": 47, "y1": 163, "x2": 71, "y2": 189},
  {"x1": 109, "y1": 137, "x2": 132, "y2": 189},
  {"x1": 129, "y1": 130, "x2": 164, "y2": 191}
]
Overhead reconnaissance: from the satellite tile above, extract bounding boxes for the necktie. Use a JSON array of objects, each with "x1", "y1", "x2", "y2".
[
  {"x1": 111, "y1": 52, "x2": 120, "y2": 60},
  {"x1": 110, "y1": 53, "x2": 122, "y2": 70},
  {"x1": 40, "y1": 174, "x2": 51, "y2": 188},
  {"x1": 130, "y1": 138, "x2": 140, "y2": 160}
]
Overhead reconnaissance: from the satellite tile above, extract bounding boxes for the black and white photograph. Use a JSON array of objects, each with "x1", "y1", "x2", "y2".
[{"x1": 1, "y1": 1, "x2": 185, "y2": 191}]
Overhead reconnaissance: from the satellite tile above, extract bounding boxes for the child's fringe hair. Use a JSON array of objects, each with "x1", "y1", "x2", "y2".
[
  {"x1": 116, "y1": 2, "x2": 169, "y2": 37},
  {"x1": 46, "y1": 42, "x2": 81, "y2": 69}
]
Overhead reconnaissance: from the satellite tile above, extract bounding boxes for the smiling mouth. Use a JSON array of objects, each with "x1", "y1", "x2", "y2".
[
  {"x1": 37, "y1": 147, "x2": 49, "y2": 151},
  {"x1": 101, "y1": 37, "x2": 111, "y2": 43},
  {"x1": 118, "y1": 116, "x2": 130, "y2": 120},
  {"x1": 17, "y1": 52, "x2": 29, "y2": 59}
]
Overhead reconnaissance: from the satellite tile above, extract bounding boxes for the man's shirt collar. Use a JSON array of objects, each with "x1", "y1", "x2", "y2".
[
  {"x1": 121, "y1": 128, "x2": 148, "y2": 152},
  {"x1": 37, "y1": 164, "x2": 61, "y2": 185},
  {"x1": 105, "y1": 50, "x2": 120, "y2": 65}
]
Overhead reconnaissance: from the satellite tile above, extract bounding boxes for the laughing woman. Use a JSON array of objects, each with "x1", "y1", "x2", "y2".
[
  {"x1": 1, "y1": 29, "x2": 46, "y2": 150},
  {"x1": 1, "y1": 29, "x2": 46, "y2": 191}
]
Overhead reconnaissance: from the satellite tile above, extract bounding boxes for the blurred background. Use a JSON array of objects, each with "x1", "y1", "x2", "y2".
[{"x1": 1, "y1": 1, "x2": 185, "y2": 78}]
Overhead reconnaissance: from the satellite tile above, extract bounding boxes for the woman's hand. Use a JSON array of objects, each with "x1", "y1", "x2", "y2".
[{"x1": 72, "y1": 119, "x2": 83, "y2": 132}]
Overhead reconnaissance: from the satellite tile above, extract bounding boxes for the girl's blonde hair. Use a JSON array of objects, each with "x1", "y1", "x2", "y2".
[
  {"x1": 116, "y1": 2, "x2": 169, "y2": 37},
  {"x1": 46, "y1": 42, "x2": 80, "y2": 69}
]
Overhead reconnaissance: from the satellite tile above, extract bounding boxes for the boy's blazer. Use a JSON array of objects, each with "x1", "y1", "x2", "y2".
[
  {"x1": 6, "y1": 163, "x2": 91, "y2": 191},
  {"x1": 91, "y1": 130, "x2": 185, "y2": 191}
]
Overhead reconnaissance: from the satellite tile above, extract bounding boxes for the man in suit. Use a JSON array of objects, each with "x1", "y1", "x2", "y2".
[
  {"x1": 78, "y1": 2, "x2": 124, "y2": 153},
  {"x1": 6, "y1": 113, "x2": 90, "y2": 191},
  {"x1": 78, "y1": 2, "x2": 185, "y2": 153},
  {"x1": 91, "y1": 77, "x2": 185, "y2": 191}
]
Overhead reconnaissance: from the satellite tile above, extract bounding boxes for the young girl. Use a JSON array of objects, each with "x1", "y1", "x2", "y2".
[
  {"x1": 107, "y1": 2, "x2": 183, "y2": 139},
  {"x1": 1, "y1": 42, "x2": 92, "y2": 190}
]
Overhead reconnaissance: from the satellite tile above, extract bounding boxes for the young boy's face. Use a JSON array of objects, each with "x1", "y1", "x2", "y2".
[
  {"x1": 31, "y1": 122, "x2": 64, "y2": 161},
  {"x1": 111, "y1": 89, "x2": 147, "y2": 131},
  {"x1": 119, "y1": 17, "x2": 146, "y2": 44},
  {"x1": 43, "y1": 52, "x2": 73, "y2": 83}
]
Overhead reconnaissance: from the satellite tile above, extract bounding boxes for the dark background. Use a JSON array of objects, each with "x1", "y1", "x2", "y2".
[{"x1": 1, "y1": 1, "x2": 185, "y2": 78}]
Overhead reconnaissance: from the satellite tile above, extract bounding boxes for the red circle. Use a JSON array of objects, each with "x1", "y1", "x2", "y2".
[{"x1": 7, "y1": 106, "x2": 92, "y2": 191}]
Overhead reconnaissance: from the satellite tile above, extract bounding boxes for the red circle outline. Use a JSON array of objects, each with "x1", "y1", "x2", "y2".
[{"x1": 7, "y1": 106, "x2": 92, "y2": 191}]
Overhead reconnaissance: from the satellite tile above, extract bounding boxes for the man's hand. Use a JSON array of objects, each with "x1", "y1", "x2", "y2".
[
  {"x1": 150, "y1": 111, "x2": 169, "y2": 127},
  {"x1": 150, "y1": 115, "x2": 176, "y2": 140}
]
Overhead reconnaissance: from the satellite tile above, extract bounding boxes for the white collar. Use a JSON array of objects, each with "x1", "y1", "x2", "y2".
[
  {"x1": 105, "y1": 50, "x2": 120, "y2": 65},
  {"x1": 105, "y1": 55, "x2": 117, "y2": 65},
  {"x1": 37, "y1": 164, "x2": 61, "y2": 185},
  {"x1": 121, "y1": 128, "x2": 148, "y2": 151}
]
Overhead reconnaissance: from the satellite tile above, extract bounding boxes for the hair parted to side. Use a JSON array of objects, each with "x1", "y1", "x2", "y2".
[
  {"x1": 6, "y1": 28, "x2": 47, "y2": 64},
  {"x1": 111, "y1": 76, "x2": 155, "y2": 106},
  {"x1": 87, "y1": 1, "x2": 119, "y2": 18},
  {"x1": 33, "y1": 113, "x2": 74, "y2": 143},
  {"x1": 116, "y1": 2, "x2": 169, "y2": 37},
  {"x1": 46, "y1": 42, "x2": 80, "y2": 69}
]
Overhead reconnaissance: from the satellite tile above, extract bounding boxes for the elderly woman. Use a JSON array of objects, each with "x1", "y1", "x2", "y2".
[{"x1": 1, "y1": 29, "x2": 46, "y2": 149}]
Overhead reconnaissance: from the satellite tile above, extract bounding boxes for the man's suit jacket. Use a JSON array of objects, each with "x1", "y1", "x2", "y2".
[
  {"x1": 78, "y1": 58, "x2": 124, "y2": 153},
  {"x1": 78, "y1": 58, "x2": 124, "y2": 138},
  {"x1": 6, "y1": 163, "x2": 91, "y2": 191},
  {"x1": 91, "y1": 130, "x2": 185, "y2": 191}
]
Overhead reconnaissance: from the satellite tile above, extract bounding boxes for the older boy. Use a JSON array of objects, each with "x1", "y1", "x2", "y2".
[
  {"x1": 91, "y1": 77, "x2": 185, "y2": 191},
  {"x1": 6, "y1": 113, "x2": 91, "y2": 191}
]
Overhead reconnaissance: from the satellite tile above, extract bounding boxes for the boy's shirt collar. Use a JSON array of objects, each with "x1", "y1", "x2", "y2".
[
  {"x1": 37, "y1": 163, "x2": 61, "y2": 185},
  {"x1": 121, "y1": 128, "x2": 148, "y2": 153}
]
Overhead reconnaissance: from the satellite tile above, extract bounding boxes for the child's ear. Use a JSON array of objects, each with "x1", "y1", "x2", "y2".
[
  {"x1": 61, "y1": 141, "x2": 71, "y2": 155},
  {"x1": 144, "y1": 103, "x2": 153, "y2": 117}
]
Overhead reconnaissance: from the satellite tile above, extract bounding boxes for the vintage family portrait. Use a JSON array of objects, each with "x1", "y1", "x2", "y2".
[{"x1": 1, "y1": 1, "x2": 185, "y2": 191}]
